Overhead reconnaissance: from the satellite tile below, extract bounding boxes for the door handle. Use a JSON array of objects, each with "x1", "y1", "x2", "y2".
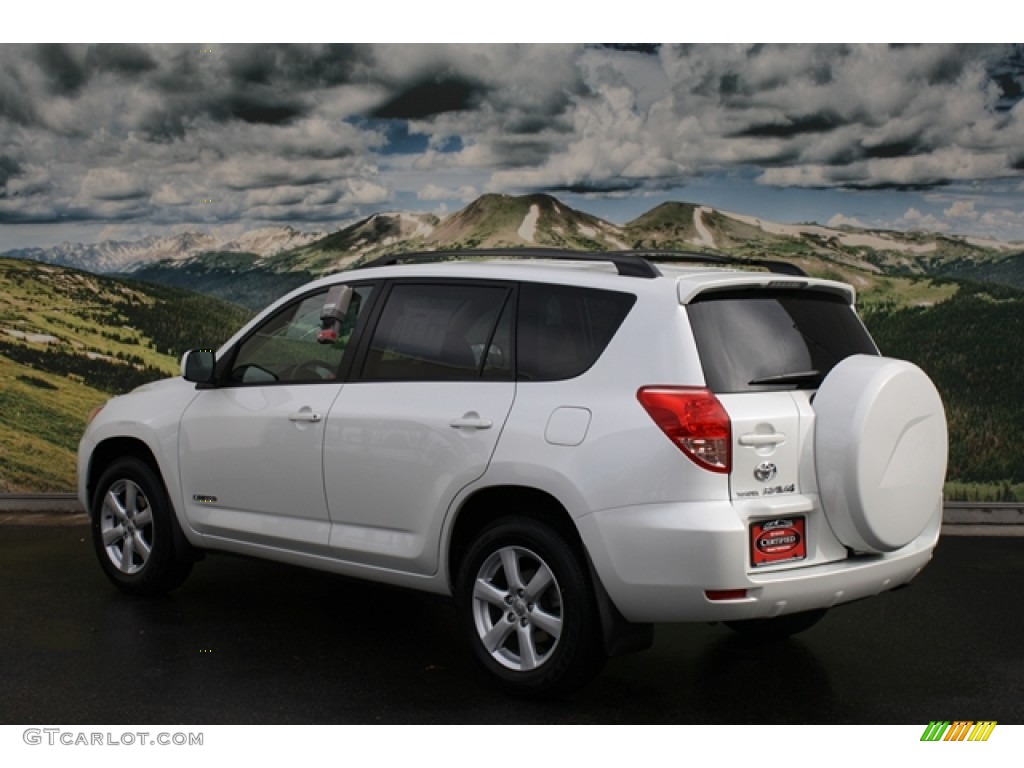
[
  {"x1": 450, "y1": 414, "x2": 493, "y2": 430},
  {"x1": 739, "y1": 432, "x2": 785, "y2": 446},
  {"x1": 288, "y1": 411, "x2": 323, "y2": 423}
]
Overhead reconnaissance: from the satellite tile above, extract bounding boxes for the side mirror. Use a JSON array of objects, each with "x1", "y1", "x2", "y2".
[{"x1": 181, "y1": 349, "x2": 216, "y2": 384}]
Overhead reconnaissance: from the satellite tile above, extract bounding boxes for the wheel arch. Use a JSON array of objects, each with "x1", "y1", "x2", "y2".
[
  {"x1": 447, "y1": 484, "x2": 652, "y2": 658},
  {"x1": 87, "y1": 437, "x2": 168, "y2": 520},
  {"x1": 88, "y1": 447, "x2": 197, "y2": 593},
  {"x1": 447, "y1": 485, "x2": 579, "y2": 591}
]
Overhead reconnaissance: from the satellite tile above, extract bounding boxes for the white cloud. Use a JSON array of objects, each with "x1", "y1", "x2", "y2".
[
  {"x1": 900, "y1": 207, "x2": 949, "y2": 232},
  {"x1": 417, "y1": 184, "x2": 478, "y2": 202},
  {"x1": 945, "y1": 200, "x2": 979, "y2": 219},
  {"x1": 340, "y1": 178, "x2": 391, "y2": 206},
  {"x1": 79, "y1": 168, "x2": 149, "y2": 201},
  {"x1": 3, "y1": 44, "x2": 1024, "y2": 241},
  {"x1": 828, "y1": 213, "x2": 865, "y2": 228},
  {"x1": 417, "y1": 184, "x2": 449, "y2": 200},
  {"x1": 977, "y1": 208, "x2": 1024, "y2": 241}
]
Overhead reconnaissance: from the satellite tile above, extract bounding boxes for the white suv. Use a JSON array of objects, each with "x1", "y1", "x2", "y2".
[{"x1": 78, "y1": 249, "x2": 948, "y2": 696}]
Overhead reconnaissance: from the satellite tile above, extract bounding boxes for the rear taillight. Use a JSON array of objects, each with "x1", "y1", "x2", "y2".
[{"x1": 637, "y1": 387, "x2": 731, "y2": 473}]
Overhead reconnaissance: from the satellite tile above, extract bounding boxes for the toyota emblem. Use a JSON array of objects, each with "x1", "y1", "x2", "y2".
[{"x1": 754, "y1": 462, "x2": 778, "y2": 482}]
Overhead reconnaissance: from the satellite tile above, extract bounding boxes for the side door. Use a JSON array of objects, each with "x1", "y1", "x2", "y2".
[
  {"x1": 323, "y1": 280, "x2": 516, "y2": 574},
  {"x1": 179, "y1": 284, "x2": 375, "y2": 553}
]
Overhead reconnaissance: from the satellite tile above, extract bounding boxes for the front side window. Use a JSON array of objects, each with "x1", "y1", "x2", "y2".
[
  {"x1": 229, "y1": 284, "x2": 373, "y2": 384},
  {"x1": 361, "y1": 283, "x2": 512, "y2": 381}
]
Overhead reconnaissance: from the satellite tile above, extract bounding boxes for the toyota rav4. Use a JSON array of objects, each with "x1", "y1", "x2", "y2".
[{"x1": 78, "y1": 249, "x2": 948, "y2": 696}]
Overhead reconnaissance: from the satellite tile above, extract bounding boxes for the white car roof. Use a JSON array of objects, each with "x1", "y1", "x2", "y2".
[
  {"x1": 273, "y1": 251, "x2": 856, "y2": 312},
  {"x1": 331, "y1": 253, "x2": 857, "y2": 304}
]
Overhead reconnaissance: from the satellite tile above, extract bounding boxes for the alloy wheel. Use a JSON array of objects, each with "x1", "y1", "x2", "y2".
[
  {"x1": 470, "y1": 545, "x2": 563, "y2": 671},
  {"x1": 99, "y1": 478, "x2": 155, "y2": 575}
]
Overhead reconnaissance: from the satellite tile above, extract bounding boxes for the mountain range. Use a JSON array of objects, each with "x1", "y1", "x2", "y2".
[
  {"x1": 7, "y1": 192, "x2": 1022, "y2": 313},
  {"x1": 1, "y1": 225, "x2": 325, "y2": 274},
  {"x1": 5, "y1": 193, "x2": 1023, "y2": 295}
]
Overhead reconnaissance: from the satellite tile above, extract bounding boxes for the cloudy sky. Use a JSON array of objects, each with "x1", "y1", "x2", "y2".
[{"x1": 2, "y1": 42, "x2": 1024, "y2": 249}]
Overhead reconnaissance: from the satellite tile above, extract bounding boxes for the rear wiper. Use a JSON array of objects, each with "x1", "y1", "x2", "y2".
[{"x1": 748, "y1": 370, "x2": 822, "y2": 386}]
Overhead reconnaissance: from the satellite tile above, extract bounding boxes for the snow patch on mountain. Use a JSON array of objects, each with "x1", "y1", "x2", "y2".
[
  {"x1": 693, "y1": 206, "x2": 716, "y2": 247},
  {"x1": 222, "y1": 226, "x2": 326, "y2": 257},
  {"x1": 5, "y1": 329, "x2": 59, "y2": 344},
  {"x1": 518, "y1": 204, "x2": 540, "y2": 242},
  {"x1": 724, "y1": 211, "x2": 937, "y2": 254},
  {"x1": 398, "y1": 212, "x2": 436, "y2": 238}
]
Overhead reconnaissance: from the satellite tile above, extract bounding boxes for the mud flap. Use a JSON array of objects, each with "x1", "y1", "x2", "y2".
[{"x1": 586, "y1": 555, "x2": 654, "y2": 657}]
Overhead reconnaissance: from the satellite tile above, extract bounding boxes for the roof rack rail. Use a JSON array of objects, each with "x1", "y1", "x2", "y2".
[
  {"x1": 617, "y1": 250, "x2": 808, "y2": 277},
  {"x1": 356, "y1": 247, "x2": 807, "y2": 278},
  {"x1": 357, "y1": 248, "x2": 661, "y2": 278}
]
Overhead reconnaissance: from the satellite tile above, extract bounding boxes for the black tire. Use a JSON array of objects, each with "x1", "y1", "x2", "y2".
[
  {"x1": 90, "y1": 457, "x2": 194, "y2": 595},
  {"x1": 455, "y1": 517, "x2": 606, "y2": 697},
  {"x1": 724, "y1": 608, "x2": 828, "y2": 642}
]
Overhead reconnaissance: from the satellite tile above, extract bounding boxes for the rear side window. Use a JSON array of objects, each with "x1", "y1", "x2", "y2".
[
  {"x1": 686, "y1": 289, "x2": 878, "y2": 393},
  {"x1": 361, "y1": 283, "x2": 512, "y2": 381},
  {"x1": 517, "y1": 283, "x2": 636, "y2": 381}
]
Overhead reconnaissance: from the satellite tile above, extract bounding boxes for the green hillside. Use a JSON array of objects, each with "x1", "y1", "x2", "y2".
[
  {"x1": 622, "y1": 201, "x2": 701, "y2": 245},
  {"x1": 861, "y1": 280, "x2": 1024, "y2": 484},
  {"x1": 129, "y1": 252, "x2": 315, "y2": 311},
  {"x1": 427, "y1": 194, "x2": 545, "y2": 249},
  {"x1": 274, "y1": 212, "x2": 441, "y2": 273},
  {"x1": 0, "y1": 258, "x2": 251, "y2": 491},
  {"x1": 0, "y1": 355, "x2": 110, "y2": 491},
  {"x1": 934, "y1": 251, "x2": 1024, "y2": 291}
]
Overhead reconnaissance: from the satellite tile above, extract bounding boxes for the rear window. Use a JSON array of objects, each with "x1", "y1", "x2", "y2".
[{"x1": 686, "y1": 289, "x2": 878, "y2": 393}]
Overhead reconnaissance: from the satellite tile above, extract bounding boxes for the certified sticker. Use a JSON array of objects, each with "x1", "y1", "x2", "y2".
[{"x1": 750, "y1": 517, "x2": 806, "y2": 567}]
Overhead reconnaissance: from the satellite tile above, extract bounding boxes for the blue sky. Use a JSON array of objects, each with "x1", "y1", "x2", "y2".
[{"x1": 2, "y1": 38, "x2": 1023, "y2": 250}]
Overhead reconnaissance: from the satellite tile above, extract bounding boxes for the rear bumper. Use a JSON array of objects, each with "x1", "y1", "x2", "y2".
[{"x1": 577, "y1": 499, "x2": 940, "y2": 623}]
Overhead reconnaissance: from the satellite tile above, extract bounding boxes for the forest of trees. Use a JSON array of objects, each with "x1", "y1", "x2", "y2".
[
  {"x1": 862, "y1": 280, "x2": 1024, "y2": 485},
  {"x1": 129, "y1": 255, "x2": 314, "y2": 311},
  {"x1": 0, "y1": 337, "x2": 167, "y2": 394},
  {"x1": 114, "y1": 278, "x2": 253, "y2": 357}
]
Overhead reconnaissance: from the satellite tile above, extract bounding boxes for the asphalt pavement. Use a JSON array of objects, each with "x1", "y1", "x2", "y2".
[{"x1": 1, "y1": 522, "x2": 1021, "y2": 724}]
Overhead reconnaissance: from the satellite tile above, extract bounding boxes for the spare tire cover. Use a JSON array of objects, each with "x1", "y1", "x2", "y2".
[{"x1": 814, "y1": 355, "x2": 947, "y2": 553}]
